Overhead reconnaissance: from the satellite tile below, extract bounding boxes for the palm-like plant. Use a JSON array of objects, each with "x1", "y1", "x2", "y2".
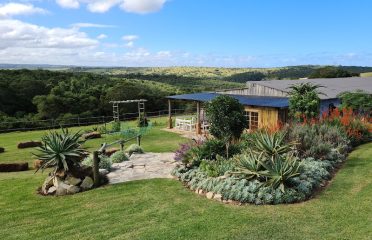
[
  {"x1": 250, "y1": 130, "x2": 294, "y2": 161},
  {"x1": 231, "y1": 151, "x2": 268, "y2": 179},
  {"x1": 34, "y1": 128, "x2": 86, "y2": 175},
  {"x1": 261, "y1": 154, "x2": 300, "y2": 192}
]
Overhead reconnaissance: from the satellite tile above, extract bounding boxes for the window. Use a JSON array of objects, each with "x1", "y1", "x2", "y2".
[{"x1": 244, "y1": 111, "x2": 259, "y2": 130}]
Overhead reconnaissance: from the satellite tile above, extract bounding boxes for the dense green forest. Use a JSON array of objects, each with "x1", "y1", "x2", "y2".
[{"x1": 1, "y1": 65, "x2": 372, "y2": 131}]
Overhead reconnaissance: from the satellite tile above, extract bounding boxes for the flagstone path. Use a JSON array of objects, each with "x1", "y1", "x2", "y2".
[{"x1": 107, "y1": 152, "x2": 178, "y2": 184}]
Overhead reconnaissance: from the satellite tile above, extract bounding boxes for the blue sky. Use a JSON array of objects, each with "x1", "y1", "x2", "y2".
[{"x1": 0, "y1": 0, "x2": 372, "y2": 67}]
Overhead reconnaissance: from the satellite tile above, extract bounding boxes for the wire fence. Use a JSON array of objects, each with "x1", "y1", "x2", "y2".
[{"x1": 0, "y1": 108, "x2": 195, "y2": 133}]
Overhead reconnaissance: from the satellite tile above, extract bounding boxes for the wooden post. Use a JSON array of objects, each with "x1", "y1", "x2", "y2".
[
  {"x1": 168, "y1": 99, "x2": 173, "y2": 129},
  {"x1": 137, "y1": 135, "x2": 141, "y2": 146},
  {"x1": 196, "y1": 101, "x2": 202, "y2": 134},
  {"x1": 92, "y1": 151, "x2": 100, "y2": 187},
  {"x1": 120, "y1": 141, "x2": 124, "y2": 151}
]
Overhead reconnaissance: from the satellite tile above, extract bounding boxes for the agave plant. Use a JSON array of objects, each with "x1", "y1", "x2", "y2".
[
  {"x1": 231, "y1": 151, "x2": 268, "y2": 180},
  {"x1": 250, "y1": 130, "x2": 294, "y2": 161},
  {"x1": 261, "y1": 154, "x2": 300, "y2": 192},
  {"x1": 34, "y1": 128, "x2": 86, "y2": 175}
]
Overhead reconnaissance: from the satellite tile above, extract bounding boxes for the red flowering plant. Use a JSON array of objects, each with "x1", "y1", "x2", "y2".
[{"x1": 321, "y1": 107, "x2": 371, "y2": 146}]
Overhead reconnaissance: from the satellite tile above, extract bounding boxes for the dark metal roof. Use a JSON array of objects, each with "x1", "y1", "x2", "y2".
[{"x1": 167, "y1": 92, "x2": 290, "y2": 108}]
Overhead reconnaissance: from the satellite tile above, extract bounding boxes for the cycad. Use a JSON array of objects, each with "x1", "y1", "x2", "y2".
[{"x1": 34, "y1": 128, "x2": 86, "y2": 175}]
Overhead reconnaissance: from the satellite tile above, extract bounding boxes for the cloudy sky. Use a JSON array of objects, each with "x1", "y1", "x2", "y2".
[{"x1": 0, "y1": 0, "x2": 372, "y2": 67}]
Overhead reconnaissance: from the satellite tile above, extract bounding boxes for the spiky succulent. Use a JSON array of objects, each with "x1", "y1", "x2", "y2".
[{"x1": 34, "y1": 128, "x2": 86, "y2": 174}]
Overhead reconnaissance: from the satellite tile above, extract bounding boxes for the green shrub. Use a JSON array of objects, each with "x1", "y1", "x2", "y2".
[
  {"x1": 110, "y1": 151, "x2": 129, "y2": 163},
  {"x1": 126, "y1": 144, "x2": 144, "y2": 156},
  {"x1": 199, "y1": 156, "x2": 235, "y2": 177},
  {"x1": 82, "y1": 154, "x2": 112, "y2": 170}
]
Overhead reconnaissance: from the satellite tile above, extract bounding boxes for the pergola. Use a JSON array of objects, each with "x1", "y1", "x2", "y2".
[{"x1": 109, "y1": 99, "x2": 147, "y2": 122}]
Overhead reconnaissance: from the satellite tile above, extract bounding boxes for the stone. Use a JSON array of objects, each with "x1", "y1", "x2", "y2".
[
  {"x1": 54, "y1": 177, "x2": 71, "y2": 196},
  {"x1": 80, "y1": 176, "x2": 94, "y2": 190},
  {"x1": 65, "y1": 175, "x2": 82, "y2": 186},
  {"x1": 47, "y1": 186, "x2": 56, "y2": 195},
  {"x1": 213, "y1": 194, "x2": 222, "y2": 201},
  {"x1": 198, "y1": 189, "x2": 204, "y2": 195},
  {"x1": 42, "y1": 176, "x2": 54, "y2": 194},
  {"x1": 206, "y1": 192, "x2": 214, "y2": 199},
  {"x1": 99, "y1": 169, "x2": 109, "y2": 175},
  {"x1": 195, "y1": 189, "x2": 199, "y2": 194},
  {"x1": 33, "y1": 160, "x2": 43, "y2": 170},
  {"x1": 67, "y1": 185, "x2": 80, "y2": 194}
]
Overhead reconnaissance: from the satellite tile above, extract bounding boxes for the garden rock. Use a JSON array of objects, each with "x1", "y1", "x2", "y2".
[
  {"x1": 42, "y1": 176, "x2": 54, "y2": 194},
  {"x1": 65, "y1": 175, "x2": 81, "y2": 186},
  {"x1": 80, "y1": 176, "x2": 94, "y2": 190},
  {"x1": 99, "y1": 169, "x2": 109, "y2": 175},
  {"x1": 213, "y1": 194, "x2": 222, "y2": 201},
  {"x1": 47, "y1": 186, "x2": 56, "y2": 195},
  {"x1": 206, "y1": 192, "x2": 214, "y2": 199},
  {"x1": 67, "y1": 185, "x2": 80, "y2": 194},
  {"x1": 0, "y1": 147, "x2": 4, "y2": 153}
]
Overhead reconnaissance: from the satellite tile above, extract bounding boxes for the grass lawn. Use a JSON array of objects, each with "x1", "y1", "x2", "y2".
[
  {"x1": 0, "y1": 117, "x2": 187, "y2": 166},
  {"x1": 0, "y1": 142, "x2": 371, "y2": 239}
]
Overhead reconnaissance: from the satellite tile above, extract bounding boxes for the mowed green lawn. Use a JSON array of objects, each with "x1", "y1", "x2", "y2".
[
  {"x1": 0, "y1": 117, "x2": 187, "y2": 166},
  {"x1": 0, "y1": 142, "x2": 371, "y2": 239}
]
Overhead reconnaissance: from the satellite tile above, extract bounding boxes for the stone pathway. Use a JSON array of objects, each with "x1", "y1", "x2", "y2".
[{"x1": 107, "y1": 152, "x2": 178, "y2": 184}]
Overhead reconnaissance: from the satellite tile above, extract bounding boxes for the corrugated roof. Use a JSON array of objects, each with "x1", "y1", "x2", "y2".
[
  {"x1": 167, "y1": 92, "x2": 289, "y2": 108},
  {"x1": 248, "y1": 77, "x2": 372, "y2": 99}
]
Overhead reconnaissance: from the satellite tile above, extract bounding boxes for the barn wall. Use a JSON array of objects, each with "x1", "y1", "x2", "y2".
[
  {"x1": 218, "y1": 83, "x2": 288, "y2": 97},
  {"x1": 244, "y1": 106, "x2": 280, "y2": 129}
]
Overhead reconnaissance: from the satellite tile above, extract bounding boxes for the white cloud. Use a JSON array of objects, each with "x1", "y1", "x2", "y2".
[
  {"x1": 97, "y1": 34, "x2": 107, "y2": 39},
  {"x1": 0, "y1": 3, "x2": 48, "y2": 18},
  {"x1": 120, "y1": 0, "x2": 167, "y2": 14},
  {"x1": 55, "y1": 0, "x2": 167, "y2": 14},
  {"x1": 0, "y1": 19, "x2": 98, "y2": 50},
  {"x1": 125, "y1": 41, "x2": 134, "y2": 48},
  {"x1": 56, "y1": 0, "x2": 80, "y2": 9},
  {"x1": 71, "y1": 22, "x2": 115, "y2": 28},
  {"x1": 122, "y1": 35, "x2": 138, "y2": 41}
]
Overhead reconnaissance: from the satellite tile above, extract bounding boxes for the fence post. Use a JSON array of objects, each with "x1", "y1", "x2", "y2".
[
  {"x1": 92, "y1": 151, "x2": 100, "y2": 187},
  {"x1": 120, "y1": 141, "x2": 124, "y2": 151},
  {"x1": 137, "y1": 135, "x2": 141, "y2": 146},
  {"x1": 77, "y1": 117, "x2": 80, "y2": 127}
]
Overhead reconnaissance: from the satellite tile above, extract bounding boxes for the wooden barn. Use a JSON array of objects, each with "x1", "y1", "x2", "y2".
[{"x1": 166, "y1": 77, "x2": 372, "y2": 134}]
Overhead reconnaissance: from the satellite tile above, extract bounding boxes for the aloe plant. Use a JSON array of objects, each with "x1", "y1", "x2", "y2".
[
  {"x1": 250, "y1": 130, "x2": 294, "y2": 161},
  {"x1": 34, "y1": 128, "x2": 86, "y2": 174},
  {"x1": 231, "y1": 151, "x2": 268, "y2": 179},
  {"x1": 261, "y1": 154, "x2": 300, "y2": 192}
]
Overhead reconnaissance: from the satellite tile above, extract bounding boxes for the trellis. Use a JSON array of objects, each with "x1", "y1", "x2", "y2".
[{"x1": 109, "y1": 99, "x2": 147, "y2": 122}]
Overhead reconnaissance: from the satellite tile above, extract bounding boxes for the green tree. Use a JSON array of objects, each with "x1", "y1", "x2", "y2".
[
  {"x1": 205, "y1": 95, "x2": 247, "y2": 157},
  {"x1": 338, "y1": 90, "x2": 372, "y2": 114},
  {"x1": 288, "y1": 83, "x2": 323, "y2": 122},
  {"x1": 309, "y1": 66, "x2": 357, "y2": 79}
]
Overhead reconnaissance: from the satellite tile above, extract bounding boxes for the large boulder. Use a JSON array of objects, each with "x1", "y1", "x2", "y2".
[
  {"x1": 42, "y1": 175, "x2": 54, "y2": 194},
  {"x1": 64, "y1": 175, "x2": 82, "y2": 186},
  {"x1": 17, "y1": 141, "x2": 42, "y2": 149},
  {"x1": 66, "y1": 185, "x2": 80, "y2": 194},
  {"x1": 80, "y1": 176, "x2": 94, "y2": 190}
]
